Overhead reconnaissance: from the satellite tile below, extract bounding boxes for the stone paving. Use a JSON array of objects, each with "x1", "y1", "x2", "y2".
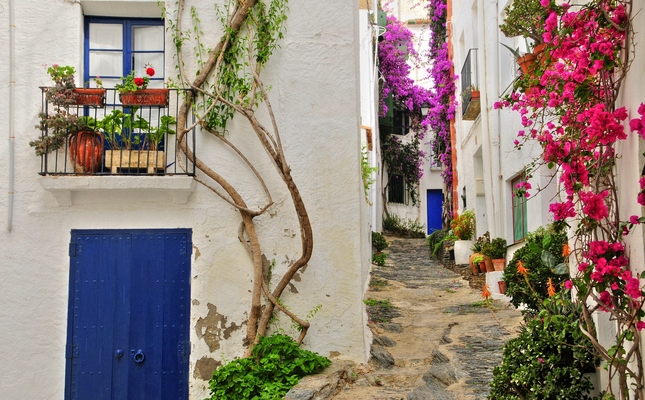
[{"x1": 331, "y1": 237, "x2": 523, "y2": 400}]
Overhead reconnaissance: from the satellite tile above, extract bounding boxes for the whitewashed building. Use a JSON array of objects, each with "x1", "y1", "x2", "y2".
[
  {"x1": 0, "y1": 0, "x2": 375, "y2": 398},
  {"x1": 450, "y1": 0, "x2": 645, "y2": 393}
]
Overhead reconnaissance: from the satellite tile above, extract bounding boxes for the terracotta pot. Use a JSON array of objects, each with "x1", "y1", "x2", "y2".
[
  {"x1": 72, "y1": 88, "x2": 106, "y2": 107},
  {"x1": 471, "y1": 90, "x2": 480, "y2": 99},
  {"x1": 479, "y1": 261, "x2": 487, "y2": 273},
  {"x1": 517, "y1": 53, "x2": 538, "y2": 76},
  {"x1": 469, "y1": 253, "x2": 482, "y2": 275},
  {"x1": 120, "y1": 89, "x2": 169, "y2": 107},
  {"x1": 484, "y1": 257, "x2": 494, "y2": 272},
  {"x1": 498, "y1": 281, "x2": 507, "y2": 295},
  {"x1": 492, "y1": 258, "x2": 506, "y2": 271},
  {"x1": 69, "y1": 129, "x2": 103, "y2": 174}
]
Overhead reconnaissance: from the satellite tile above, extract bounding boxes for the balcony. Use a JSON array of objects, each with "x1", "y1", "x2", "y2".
[
  {"x1": 35, "y1": 88, "x2": 197, "y2": 205},
  {"x1": 461, "y1": 49, "x2": 480, "y2": 121},
  {"x1": 36, "y1": 88, "x2": 196, "y2": 176}
]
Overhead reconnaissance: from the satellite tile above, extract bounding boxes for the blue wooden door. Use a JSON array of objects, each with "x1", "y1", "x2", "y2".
[
  {"x1": 65, "y1": 229, "x2": 191, "y2": 400},
  {"x1": 426, "y1": 189, "x2": 443, "y2": 234}
]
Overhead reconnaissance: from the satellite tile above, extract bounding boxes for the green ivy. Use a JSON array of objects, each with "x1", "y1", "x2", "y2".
[
  {"x1": 503, "y1": 225, "x2": 570, "y2": 315},
  {"x1": 207, "y1": 334, "x2": 330, "y2": 400}
]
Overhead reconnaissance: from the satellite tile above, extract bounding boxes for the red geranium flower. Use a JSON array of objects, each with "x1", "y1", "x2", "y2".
[
  {"x1": 146, "y1": 67, "x2": 155, "y2": 77},
  {"x1": 134, "y1": 77, "x2": 144, "y2": 87}
]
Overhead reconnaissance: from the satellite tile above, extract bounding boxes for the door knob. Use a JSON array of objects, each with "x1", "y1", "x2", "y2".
[
  {"x1": 115, "y1": 349, "x2": 124, "y2": 358},
  {"x1": 133, "y1": 349, "x2": 145, "y2": 363}
]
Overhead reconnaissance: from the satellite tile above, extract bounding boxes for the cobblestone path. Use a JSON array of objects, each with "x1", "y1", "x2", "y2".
[{"x1": 332, "y1": 237, "x2": 523, "y2": 400}]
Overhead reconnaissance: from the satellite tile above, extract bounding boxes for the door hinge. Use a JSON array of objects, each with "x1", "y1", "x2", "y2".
[
  {"x1": 65, "y1": 344, "x2": 78, "y2": 359},
  {"x1": 180, "y1": 242, "x2": 193, "y2": 256},
  {"x1": 68, "y1": 242, "x2": 77, "y2": 257},
  {"x1": 178, "y1": 341, "x2": 191, "y2": 357}
]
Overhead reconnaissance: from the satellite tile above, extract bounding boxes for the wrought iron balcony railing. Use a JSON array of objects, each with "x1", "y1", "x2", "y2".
[
  {"x1": 460, "y1": 49, "x2": 481, "y2": 120},
  {"x1": 36, "y1": 88, "x2": 196, "y2": 176}
]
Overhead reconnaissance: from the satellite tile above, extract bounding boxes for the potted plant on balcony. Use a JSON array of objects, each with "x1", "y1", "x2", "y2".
[
  {"x1": 43, "y1": 64, "x2": 106, "y2": 107},
  {"x1": 99, "y1": 109, "x2": 176, "y2": 174},
  {"x1": 116, "y1": 65, "x2": 169, "y2": 107},
  {"x1": 450, "y1": 209, "x2": 475, "y2": 265},
  {"x1": 482, "y1": 237, "x2": 507, "y2": 272},
  {"x1": 32, "y1": 65, "x2": 104, "y2": 173}
]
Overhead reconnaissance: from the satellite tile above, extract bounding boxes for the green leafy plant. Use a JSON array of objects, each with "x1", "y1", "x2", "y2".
[
  {"x1": 499, "y1": 0, "x2": 546, "y2": 44},
  {"x1": 372, "y1": 252, "x2": 387, "y2": 266},
  {"x1": 449, "y1": 209, "x2": 475, "y2": 240},
  {"x1": 472, "y1": 254, "x2": 485, "y2": 264},
  {"x1": 362, "y1": 147, "x2": 378, "y2": 204},
  {"x1": 482, "y1": 237, "x2": 507, "y2": 259},
  {"x1": 95, "y1": 109, "x2": 176, "y2": 151},
  {"x1": 383, "y1": 213, "x2": 426, "y2": 238},
  {"x1": 363, "y1": 298, "x2": 392, "y2": 308},
  {"x1": 503, "y1": 225, "x2": 569, "y2": 315},
  {"x1": 372, "y1": 231, "x2": 389, "y2": 252},
  {"x1": 471, "y1": 232, "x2": 490, "y2": 252},
  {"x1": 427, "y1": 229, "x2": 457, "y2": 261},
  {"x1": 207, "y1": 334, "x2": 330, "y2": 400},
  {"x1": 489, "y1": 299, "x2": 597, "y2": 399}
]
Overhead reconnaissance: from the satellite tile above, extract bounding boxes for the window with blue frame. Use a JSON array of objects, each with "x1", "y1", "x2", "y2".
[
  {"x1": 84, "y1": 17, "x2": 165, "y2": 89},
  {"x1": 84, "y1": 17, "x2": 169, "y2": 165}
]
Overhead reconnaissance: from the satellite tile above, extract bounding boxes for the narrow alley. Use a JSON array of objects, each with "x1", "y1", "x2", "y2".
[{"x1": 333, "y1": 237, "x2": 523, "y2": 399}]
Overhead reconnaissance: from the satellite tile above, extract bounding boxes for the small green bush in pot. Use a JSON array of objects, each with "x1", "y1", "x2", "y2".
[{"x1": 372, "y1": 232, "x2": 389, "y2": 252}]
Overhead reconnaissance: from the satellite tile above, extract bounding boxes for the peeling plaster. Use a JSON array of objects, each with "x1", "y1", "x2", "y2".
[
  {"x1": 193, "y1": 245, "x2": 201, "y2": 260},
  {"x1": 287, "y1": 282, "x2": 299, "y2": 294},
  {"x1": 192, "y1": 299, "x2": 200, "y2": 306},
  {"x1": 195, "y1": 303, "x2": 244, "y2": 352},
  {"x1": 193, "y1": 356, "x2": 221, "y2": 381}
]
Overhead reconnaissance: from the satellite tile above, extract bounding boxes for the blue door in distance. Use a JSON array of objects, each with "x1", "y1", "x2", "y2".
[
  {"x1": 65, "y1": 229, "x2": 191, "y2": 400},
  {"x1": 427, "y1": 190, "x2": 443, "y2": 234}
]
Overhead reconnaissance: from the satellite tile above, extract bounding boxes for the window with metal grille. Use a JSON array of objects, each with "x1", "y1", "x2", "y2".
[
  {"x1": 512, "y1": 175, "x2": 528, "y2": 242},
  {"x1": 388, "y1": 174, "x2": 405, "y2": 204}
]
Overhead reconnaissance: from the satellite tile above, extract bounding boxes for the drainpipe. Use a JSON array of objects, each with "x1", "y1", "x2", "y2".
[
  {"x1": 7, "y1": 0, "x2": 15, "y2": 232},
  {"x1": 478, "y1": 0, "x2": 503, "y2": 237}
]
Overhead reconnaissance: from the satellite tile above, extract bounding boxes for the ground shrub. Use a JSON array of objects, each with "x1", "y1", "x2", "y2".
[
  {"x1": 207, "y1": 334, "x2": 331, "y2": 400},
  {"x1": 383, "y1": 213, "x2": 425, "y2": 238}
]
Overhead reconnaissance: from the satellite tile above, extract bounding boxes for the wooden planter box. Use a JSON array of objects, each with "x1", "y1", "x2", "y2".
[
  {"x1": 119, "y1": 89, "x2": 169, "y2": 107},
  {"x1": 105, "y1": 150, "x2": 165, "y2": 174},
  {"x1": 72, "y1": 88, "x2": 106, "y2": 107}
]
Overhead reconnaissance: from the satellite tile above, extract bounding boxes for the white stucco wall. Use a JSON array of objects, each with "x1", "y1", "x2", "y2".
[{"x1": 0, "y1": 1, "x2": 370, "y2": 399}]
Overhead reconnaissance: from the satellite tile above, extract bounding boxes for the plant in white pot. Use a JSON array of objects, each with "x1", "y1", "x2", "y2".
[{"x1": 450, "y1": 210, "x2": 475, "y2": 265}]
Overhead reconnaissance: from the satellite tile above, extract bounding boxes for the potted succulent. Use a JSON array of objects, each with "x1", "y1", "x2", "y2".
[
  {"x1": 450, "y1": 210, "x2": 476, "y2": 265},
  {"x1": 116, "y1": 65, "x2": 169, "y2": 107},
  {"x1": 482, "y1": 237, "x2": 507, "y2": 271},
  {"x1": 32, "y1": 65, "x2": 104, "y2": 173},
  {"x1": 43, "y1": 64, "x2": 106, "y2": 107}
]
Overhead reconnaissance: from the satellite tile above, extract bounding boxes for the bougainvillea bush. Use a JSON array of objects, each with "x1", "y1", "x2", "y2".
[
  {"x1": 496, "y1": 0, "x2": 645, "y2": 397},
  {"x1": 378, "y1": 12, "x2": 431, "y2": 206}
]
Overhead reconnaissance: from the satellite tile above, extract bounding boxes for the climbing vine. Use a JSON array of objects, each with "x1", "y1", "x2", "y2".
[
  {"x1": 425, "y1": 0, "x2": 456, "y2": 224},
  {"x1": 162, "y1": 0, "x2": 314, "y2": 353},
  {"x1": 378, "y1": 11, "x2": 431, "y2": 207}
]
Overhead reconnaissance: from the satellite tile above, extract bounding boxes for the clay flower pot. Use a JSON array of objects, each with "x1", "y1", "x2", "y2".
[
  {"x1": 69, "y1": 129, "x2": 104, "y2": 174},
  {"x1": 484, "y1": 257, "x2": 494, "y2": 272},
  {"x1": 492, "y1": 258, "x2": 506, "y2": 271},
  {"x1": 498, "y1": 281, "x2": 507, "y2": 294}
]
